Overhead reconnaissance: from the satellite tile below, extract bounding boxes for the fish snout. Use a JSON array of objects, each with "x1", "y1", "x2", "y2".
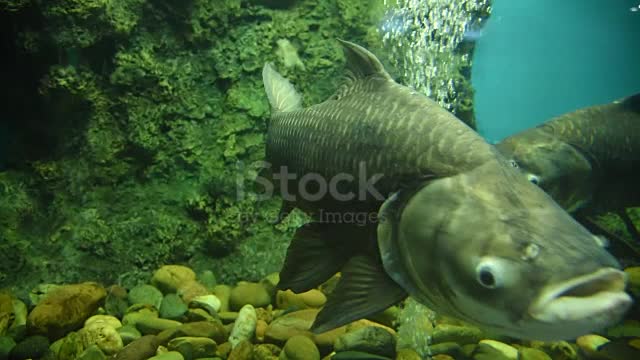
[{"x1": 528, "y1": 268, "x2": 632, "y2": 324}]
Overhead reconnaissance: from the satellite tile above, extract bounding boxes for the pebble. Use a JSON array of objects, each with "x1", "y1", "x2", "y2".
[
  {"x1": 229, "y1": 304, "x2": 257, "y2": 348},
  {"x1": 54, "y1": 331, "x2": 84, "y2": 359},
  {"x1": 157, "y1": 320, "x2": 227, "y2": 345},
  {"x1": 429, "y1": 342, "x2": 464, "y2": 358},
  {"x1": 148, "y1": 351, "x2": 185, "y2": 360},
  {"x1": 255, "y1": 319, "x2": 268, "y2": 342},
  {"x1": 118, "y1": 324, "x2": 142, "y2": 345},
  {"x1": 135, "y1": 316, "x2": 183, "y2": 335},
  {"x1": 85, "y1": 314, "x2": 122, "y2": 329},
  {"x1": 81, "y1": 321, "x2": 123, "y2": 354},
  {"x1": 395, "y1": 348, "x2": 422, "y2": 360},
  {"x1": 189, "y1": 294, "x2": 222, "y2": 315},
  {"x1": 281, "y1": 335, "x2": 320, "y2": 360},
  {"x1": 10, "y1": 298, "x2": 27, "y2": 331},
  {"x1": 9, "y1": 335, "x2": 50, "y2": 360},
  {"x1": 113, "y1": 335, "x2": 160, "y2": 360},
  {"x1": 519, "y1": 347, "x2": 552, "y2": 360},
  {"x1": 254, "y1": 343, "x2": 281, "y2": 359},
  {"x1": 160, "y1": 294, "x2": 188, "y2": 320},
  {"x1": 213, "y1": 285, "x2": 232, "y2": 313},
  {"x1": 430, "y1": 324, "x2": 484, "y2": 345},
  {"x1": 167, "y1": 336, "x2": 217, "y2": 360},
  {"x1": 199, "y1": 270, "x2": 218, "y2": 289},
  {"x1": 276, "y1": 290, "x2": 327, "y2": 310},
  {"x1": 474, "y1": 340, "x2": 518, "y2": 360},
  {"x1": 128, "y1": 284, "x2": 164, "y2": 309},
  {"x1": 152, "y1": 265, "x2": 197, "y2": 294},
  {"x1": 229, "y1": 282, "x2": 271, "y2": 311},
  {"x1": 228, "y1": 339, "x2": 253, "y2": 360},
  {"x1": 28, "y1": 283, "x2": 61, "y2": 305},
  {"x1": 185, "y1": 308, "x2": 217, "y2": 322},
  {"x1": 331, "y1": 351, "x2": 392, "y2": 360},
  {"x1": 77, "y1": 344, "x2": 107, "y2": 360},
  {"x1": 261, "y1": 273, "x2": 280, "y2": 298},
  {"x1": 576, "y1": 334, "x2": 610, "y2": 358},
  {"x1": 625, "y1": 266, "x2": 640, "y2": 297},
  {"x1": 178, "y1": 281, "x2": 210, "y2": 304},
  {"x1": 27, "y1": 282, "x2": 106, "y2": 340},
  {"x1": 218, "y1": 311, "x2": 238, "y2": 324},
  {"x1": 334, "y1": 326, "x2": 396, "y2": 357}
]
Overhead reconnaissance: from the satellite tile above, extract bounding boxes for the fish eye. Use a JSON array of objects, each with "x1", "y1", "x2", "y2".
[
  {"x1": 509, "y1": 160, "x2": 519, "y2": 168},
  {"x1": 475, "y1": 259, "x2": 504, "y2": 289},
  {"x1": 527, "y1": 174, "x2": 540, "y2": 185}
]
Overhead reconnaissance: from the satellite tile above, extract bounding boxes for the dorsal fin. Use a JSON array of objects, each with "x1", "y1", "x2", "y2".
[
  {"x1": 338, "y1": 39, "x2": 392, "y2": 81},
  {"x1": 331, "y1": 40, "x2": 393, "y2": 101},
  {"x1": 262, "y1": 63, "x2": 303, "y2": 113}
]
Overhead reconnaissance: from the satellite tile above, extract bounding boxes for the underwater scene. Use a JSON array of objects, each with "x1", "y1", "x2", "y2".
[{"x1": 1, "y1": 0, "x2": 639, "y2": 359}]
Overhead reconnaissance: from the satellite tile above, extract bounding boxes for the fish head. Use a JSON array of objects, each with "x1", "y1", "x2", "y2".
[
  {"x1": 496, "y1": 130, "x2": 595, "y2": 212},
  {"x1": 379, "y1": 160, "x2": 631, "y2": 340}
]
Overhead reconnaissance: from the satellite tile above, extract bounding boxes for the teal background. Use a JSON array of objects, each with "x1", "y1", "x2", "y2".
[{"x1": 472, "y1": 0, "x2": 640, "y2": 143}]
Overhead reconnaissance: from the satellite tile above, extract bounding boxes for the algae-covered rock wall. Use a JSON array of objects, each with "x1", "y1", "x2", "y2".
[{"x1": 0, "y1": 0, "x2": 481, "y2": 295}]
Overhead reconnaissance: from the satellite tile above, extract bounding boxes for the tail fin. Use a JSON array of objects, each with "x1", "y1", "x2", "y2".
[{"x1": 262, "y1": 63, "x2": 302, "y2": 113}]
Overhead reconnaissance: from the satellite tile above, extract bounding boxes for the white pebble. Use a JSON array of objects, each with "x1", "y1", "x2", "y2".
[{"x1": 229, "y1": 304, "x2": 257, "y2": 348}]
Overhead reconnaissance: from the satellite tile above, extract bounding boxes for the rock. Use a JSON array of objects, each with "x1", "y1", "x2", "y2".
[
  {"x1": 212, "y1": 285, "x2": 232, "y2": 313},
  {"x1": 135, "y1": 317, "x2": 182, "y2": 335},
  {"x1": 28, "y1": 284, "x2": 61, "y2": 305},
  {"x1": 105, "y1": 285, "x2": 129, "y2": 318},
  {"x1": 199, "y1": 270, "x2": 218, "y2": 290},
  {"x1": 334, "y1": 326, "x2": 396, "y2": 357},
  {"x1": 254, "y1": 344, "x2": 281, "y2": 359},
  {"x1": 429, "y1": 342, "x2": 464, "y2": 358},
  {"x1": 229, "y1": 282, "x2": 271, "y2": 311},
  {"x1": 85, "y1": 314, "x2": 122, "y2": 329},
  {"x1": 118, "y1": 324, "x2": 142, "y2": 345},
  {"x1": 265, "y1": 309, "x2": 316, "y2": 343},
  {"x1": 81, "y1": 321, "x2": 123, "y2": 355},
  {"x1": 160, "y1": 294, "x2": 188, "y2": 320},
  {"x1": 519, "y1": 347, "x2": 552, "y2": 360},
  {"x1": 228, "y1": 340, "x2": 253, "y2": 360},
  {"x1": 178, "y1": 281, "x2": 210, "y2": 304},
  {"x1": 544, "y1": 341, "x2": 578, "y2": 360},
  {"x1": 183, "y1": 309, "x2": 214, "y2": 323},
  {"x1": 474, "y1": 340, "x2": 518, "y2": 360},
  {"x1": 366, "y1": 306, "x2": 399, "y2": 329},
  {"x1": 129, "y1": 285, "x2": 164, "y2": 309},
  {"x1": 113, "y1": 335, "x2": 160, "y2": 360},
  {"x1": 27, "y1": 282, "x2": 106, "y2": 340},
  {"x1": 218, "y1": 312, "x2": 238, "y2": 324},
  {"x1": 256, "y1": 319, "x2": 268, "y2": 342},
  {"x1": 157, "y1": 321, "x2": 227, "y2": 345},
  {"x1": 152, "y1": 265, "x2": 197, "y2": 294},
  {"x1": 229, "y1": 304, "x2": 257, "y2": 348},
  {"x1": 331, "y1": 351, "x2": 391, "y2": 360},
  {"x1": 9, "y1": 335, "x2": 50, "y2": 360},
  {"x1": 55, "y1": 331, "x2": 85, "y2": 360},
  {"x1": 395, "y1": 348, "x2": 421, "y2": 360},
  {"x1": 189, "y1": 295, "x2": 221, "y2": 315},
  {"x1": 431, "y1": 324, "x2": 484, "y2": 345},
  {"x1": 167, "y1": 337, "x2": 217, "y2": 360},
  {"x1": 7, "y1": 299, "x2": 27, "y2": 339},
  {"x1": 0, "y1": 336, "x2": 16, "y2": 360},
  {"x1": 280, "y1": 335, "x2": 319, "y2": 360},
  {"x1": 576, "y1": 334, "x2": 610, "y2": 359},
  {"x1": 77, "y1": 344, "x2": 107, "y2": 360},
  {"x1": 276, "y1": 290, "x2": 326, "y2": 310},
  {"x1": 217, "y1": 342, "x2": 232, "y2": 358},
  {"x1": 432, "y1": 355, "x2": 455, "y2": 360},
  {"x1": 148, "y1": 351, "x2": 185, "y2": 360}
]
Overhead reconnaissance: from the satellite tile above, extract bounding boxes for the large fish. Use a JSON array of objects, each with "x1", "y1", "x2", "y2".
[
  {"x1": 496, "y1": 94, "x2": 640, "y2": 214},
  {"x1": 260, "y1": 40, "x2": 631, "y2": 340}
]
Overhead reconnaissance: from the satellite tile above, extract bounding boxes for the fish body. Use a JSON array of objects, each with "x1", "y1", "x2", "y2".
[
  {"x1": 261, "y1": 40, "x2": 631, "y2": 340},
  {"x1": 496, "y1": 95, "x2": 640, "y2": 213}
]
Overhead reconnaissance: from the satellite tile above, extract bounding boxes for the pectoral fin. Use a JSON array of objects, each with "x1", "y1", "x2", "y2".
[
  {"x1": 278, "y1": 222, "x2": 358, "y2": 293},
  {"x1": 310, "y1": 254, "x2": 407, "y2": 334}
]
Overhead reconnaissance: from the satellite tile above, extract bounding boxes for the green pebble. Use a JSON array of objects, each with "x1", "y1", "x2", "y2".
[
  {"x1": 519, "y1": 348, "x2": 552, "y2": 360},
  {"x1": 149, "y1": 351, "x2": 185, "y2": 360},
  {"x1": 199, "y1": 270, "x2": 218, "y2": 289},
  {"x1": 77, "y1": 344, "x2": 107, "y2": 360},
  {"x1": 118, "y1": 324, "x2": 142, "y2": 345},
  {"x1": 129, "y1": 284, "x2": 164, "y2": 309},
  {"x1": 160, "y1": 294, "x2": 188, "y2": 320},
  {"x1": 331, "y1": 351, "x2": 392, "y2": 360}
]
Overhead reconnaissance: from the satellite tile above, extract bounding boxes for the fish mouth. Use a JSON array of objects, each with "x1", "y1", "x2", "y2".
[{"x1": 529, "y1": 268, "x2": 632, "y2": 323}]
